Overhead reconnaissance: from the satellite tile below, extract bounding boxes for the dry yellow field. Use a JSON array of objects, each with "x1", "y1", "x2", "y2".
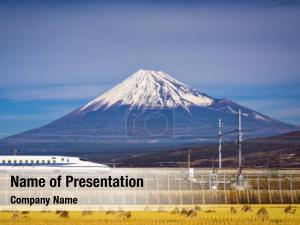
[{"x1": 0, "y1": 205, "x2": 299, "y2": 225}]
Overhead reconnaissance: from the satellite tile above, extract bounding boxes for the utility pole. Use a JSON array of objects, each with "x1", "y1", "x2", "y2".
[
  {"x1": 238, "y1": 109, "x2": 242, "y2": 172},
  {"x1": 212, "y1": 156, "x2": 215, "y2": 173},
  {"x1": 237, "y1": 109, "x2": 243, "y2": 185},
  {"x1": 187, "y1": 150, "x2": 194, "y2": 179},
  {"x1": 218, "y1": 119, "x2": 223, "y2": 169},
  {"x1": 12, "y1": 149, "x2": 18, "y2": 156},
  {"x1": 187, "y1": 149, "x2": 192, "y2": 168}
]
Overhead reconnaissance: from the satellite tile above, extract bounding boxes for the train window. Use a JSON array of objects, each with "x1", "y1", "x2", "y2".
[
  {"x1": 14, "y1": 160, "x2": 17, "y2": 164},
  {"x1": 53, "y1": 160, "x2": 56, "y2": 163},
  {"x1": 19, "y1": 160, "x2": 23, "y2": 163},
  {"x1": 31, "y1": 160, "x2": 34, "y2": 164},
  {"x1": 42, "y1": 160, "x2": 45, "y2": 163},
  {"x1": 2, "y1": 160, "x2": 5, "y2": 163},
  {"x1": 36, "y1": 160, "x2": 39, "y2": 164},
  {"x1": 47, "y1": 160, "x2": 50, "y2": 164},
  {"x1": 67, "y1": 159, "x2": 70, "y2": 162},
  {"x1": 8, "y1": 160, "x2": 11, "y2": 163},
  {"x1": 61, "y1": 158, "x2": 64, "y2": 161},
  {"x1": 25, "y1": 160, "x2": 28, "y2": 163}
]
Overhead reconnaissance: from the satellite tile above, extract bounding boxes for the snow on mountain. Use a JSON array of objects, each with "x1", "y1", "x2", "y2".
[
  {"x1": 80, "y1": 69, "x2": 214, "y2": 111},
  {"x1": 226, "y1": 106, "x2": 249, "y2": 117},
  {"x1": 253, "y1": 112, "x2": 270, "y2": 121}
]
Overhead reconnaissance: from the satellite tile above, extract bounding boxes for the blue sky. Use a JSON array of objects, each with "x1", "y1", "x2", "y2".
[{"x1": 0, "y1": 0, "x2": 300, "y2": 138}]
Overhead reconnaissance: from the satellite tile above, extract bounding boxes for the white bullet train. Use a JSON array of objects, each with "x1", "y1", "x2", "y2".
[{"x1": 0, "y1": 155, "x2": 110, "y2": 173}]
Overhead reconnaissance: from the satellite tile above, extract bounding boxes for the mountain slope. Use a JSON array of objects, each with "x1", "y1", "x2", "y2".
[
  {"x1": 0, "y1": 69, "x2": 297, "y2": 159},
  {"x1": 114, "y1": 131, "x2": 300, "y2": 168}
]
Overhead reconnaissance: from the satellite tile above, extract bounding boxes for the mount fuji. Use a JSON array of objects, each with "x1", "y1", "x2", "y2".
[{"x1": 0, "y1": 69, "x2": 297, "y2": 160}]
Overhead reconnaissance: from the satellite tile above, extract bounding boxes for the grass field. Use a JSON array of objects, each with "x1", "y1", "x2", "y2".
[{"x1": 0, "y1": 205, "x2": 299, "y2": 225}]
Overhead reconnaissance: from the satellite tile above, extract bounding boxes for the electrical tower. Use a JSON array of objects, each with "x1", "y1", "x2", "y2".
[
  {"x1": 218, "y1": 119, "x2": 223, "y2": 169},
  {"x1": 238, "y1": 109, "x2": 242, "y2": 171},
  {"x1": 237, "y1": 109, "x2": 244, "y2": 185}
]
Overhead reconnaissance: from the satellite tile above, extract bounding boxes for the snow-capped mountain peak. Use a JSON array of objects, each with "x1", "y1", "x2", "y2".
[{"x1": 80, "y1": 69, "x2": 214, "y2": 111}]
